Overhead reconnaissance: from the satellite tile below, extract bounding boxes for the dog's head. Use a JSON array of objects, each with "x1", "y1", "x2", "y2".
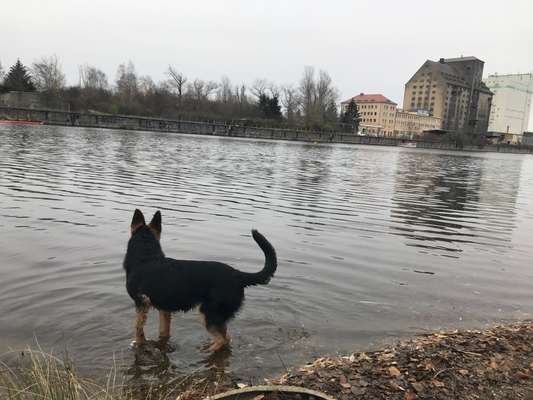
[{"x1": 131, "y1": 209, "x2": 162, "y2": 241}]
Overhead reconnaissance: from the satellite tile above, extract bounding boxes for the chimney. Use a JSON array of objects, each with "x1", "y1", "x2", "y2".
[
  {"x1": 360, "y1": 92, "x2": 364, "y2": 96},
  {"x1": 439, "y1": 58, "x2": 445, "y2": 64}
]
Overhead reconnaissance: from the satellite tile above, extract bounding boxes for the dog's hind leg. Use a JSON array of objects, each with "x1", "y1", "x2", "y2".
[
  {"x1": 207, "y1": 324, "x2": 230, "y2": 352},
  {"x1": 134, "y1": 295, "x2": 151, "y2": 346},
  {"x1": 158, "y1": 310, "x2": 172, "y2": 339},
  {"x1": 200, "y1": 304, "x2": 231, "y2": 352}
]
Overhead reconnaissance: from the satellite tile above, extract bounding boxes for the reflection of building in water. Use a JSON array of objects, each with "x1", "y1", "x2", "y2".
[
  {"x1": 391, "y1": 153, "x2": 522, "y2": 256},
  {"x1": 476, "y1": 156, "x2": 522, "y2": 236},
  {"x1": 283, "y1": 144, "x2": 334, "y2": 233}
]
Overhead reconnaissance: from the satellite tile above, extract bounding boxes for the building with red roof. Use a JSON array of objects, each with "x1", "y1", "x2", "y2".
[
  {"x1": 341, "y1": 93, "x2": 441, "y2": 137},
  {"x1": 341, "y1": 93, "x2": 398, "y2": 136}
]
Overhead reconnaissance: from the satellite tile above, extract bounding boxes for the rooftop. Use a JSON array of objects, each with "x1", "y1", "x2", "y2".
[
  {"x1": 341, "y1": 93, "x2": 397, "y2": 105},
  {"x1": 486, "y1": 73, "x2": 533, "y2": 80},
  {"x1": 444, "y1": 56, "x2": 483, "y2": 63}
]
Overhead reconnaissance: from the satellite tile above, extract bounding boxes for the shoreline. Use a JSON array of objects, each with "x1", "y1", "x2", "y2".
[
  {"x1": 262, "y1": 320, "x2": 533, "y2": 400},
  {"x1": 3, "y1": 321, "x2": 532, "y2": 399},
  {"x1": 1, "y1": 106, "x2": 533, "y2": 154}
]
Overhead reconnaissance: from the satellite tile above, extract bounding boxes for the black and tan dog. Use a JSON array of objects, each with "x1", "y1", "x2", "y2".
[{"x1": 123, "y1": 209, "x2": 277, "y2": 352}]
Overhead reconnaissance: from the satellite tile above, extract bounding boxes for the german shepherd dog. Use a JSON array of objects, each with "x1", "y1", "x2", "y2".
[{"x1": 123, "y1": 209, "x2": 277, "y2": 352}]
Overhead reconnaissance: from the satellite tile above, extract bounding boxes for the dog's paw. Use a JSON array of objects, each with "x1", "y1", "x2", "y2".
[
  {"x1": 205, "y1": 339, "x2": 231, "y2": 353},
  {"x1": 129, "y1": 340, "x2": 146, "y2": 350},
  {"x1": 157, "y1": 337, "x2": 177, "y2": 353}
]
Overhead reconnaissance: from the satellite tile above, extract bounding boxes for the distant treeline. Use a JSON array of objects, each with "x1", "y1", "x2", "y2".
[{"x1": 0, "y1": 56, "x2": 361, "y2": 131}]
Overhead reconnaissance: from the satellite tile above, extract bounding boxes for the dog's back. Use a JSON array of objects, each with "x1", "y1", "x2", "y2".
[
  {"x1": 123, "y1": 209, "x2": 277, "y2": 351},
  {"x1": 125, "y1": 224, "x2": 276, "y2": 316}
]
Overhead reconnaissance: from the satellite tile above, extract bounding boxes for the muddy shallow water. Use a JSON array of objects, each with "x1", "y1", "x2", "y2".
[{"x1": 1, "y1": 125, "x2": 532, "y2": 382}]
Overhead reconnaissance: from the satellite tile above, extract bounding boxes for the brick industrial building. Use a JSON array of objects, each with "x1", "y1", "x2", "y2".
[{"x1": 403, "y1": 56, "x2": 493, "y2": 136}]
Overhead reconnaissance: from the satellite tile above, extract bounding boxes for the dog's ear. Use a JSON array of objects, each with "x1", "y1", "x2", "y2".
[
  {"x1": 149, "y1": 211, "x2": 162, "y2": 235},
  {"x1": 131, "y1": 209, "x2": 146, "y2": 234}
]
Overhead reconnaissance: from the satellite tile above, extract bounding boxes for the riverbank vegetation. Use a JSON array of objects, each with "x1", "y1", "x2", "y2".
[
  {"x1": 0, "y1": 347, "x2": 225, "y2": 400},
  {"x1": 0, "y1": 57, "x2": 358, "y2": 133},
  {"x1": 2, "y1": 321, "x2": 532, "y2": 399}
]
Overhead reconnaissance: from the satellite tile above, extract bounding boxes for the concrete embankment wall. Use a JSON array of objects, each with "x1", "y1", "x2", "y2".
[{"x1": 1, "y1": 106, "x2": 532, "y2": 154}]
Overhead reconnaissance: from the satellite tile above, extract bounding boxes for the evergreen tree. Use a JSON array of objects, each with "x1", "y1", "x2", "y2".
[
  {"x1": 3, "y1": 59, "x2": 35, "y2": 92},
  {"x1": 257, "y1": 93, "x2": 282, "y2": 120},
  {"x1": 0, "y1": 61, "x2": 4, "y2": 93},
  {"x1": 268, "y1": 95, "x2": 282, "y2": 119},
  {"x1": 341, "y1": 99, "x2": 361, "y2": 132}
]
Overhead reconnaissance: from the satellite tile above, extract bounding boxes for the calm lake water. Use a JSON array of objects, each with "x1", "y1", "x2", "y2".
[{"x1": 1, "y1": 125, "x2": 533, "y2": 383}]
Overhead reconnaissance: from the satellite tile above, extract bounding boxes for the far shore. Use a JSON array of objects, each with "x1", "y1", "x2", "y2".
[{"x1": 1, "y1": 106, "x2": 533, "y2": 155}]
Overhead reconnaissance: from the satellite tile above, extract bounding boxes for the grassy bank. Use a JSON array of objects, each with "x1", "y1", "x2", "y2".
[
  {"x1": 0, "y1": 344, "x2": 235, "y2": 400},
  {"x1": 2, "y1": 321, "x2": 533, "y2": 399}
]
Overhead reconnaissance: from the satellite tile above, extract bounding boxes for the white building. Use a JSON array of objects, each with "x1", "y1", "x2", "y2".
[{"x1": 484, "y1": 73, "x2": 533, "y2": 135}]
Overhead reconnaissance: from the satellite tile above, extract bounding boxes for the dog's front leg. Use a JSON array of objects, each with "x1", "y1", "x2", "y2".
[
  {"x1": 158, "y1": 310, "x2": 172, "y2": 339},
  {"x1": 134, "y1": 295, "x2": 151, "y2": 346},
  {"x1": 134, "y1": 309, "x2": 148, "y2": 345}
]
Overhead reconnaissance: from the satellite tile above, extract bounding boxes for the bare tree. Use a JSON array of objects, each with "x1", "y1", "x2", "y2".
[
  {"x1": 188, "y1": 78, "x2": 218, "y2": 104},
  {"x1": 0, "y1": 60, "x2": 4, "y2": 82},
  {"x1": 79, "y1": 64, "x2": 108, "y2": 90},
  {"x1": 239, "y1": 84, "x2": 247, "y2": 106},
  {"x1": 188, "y1": 79, "x2": 204, "y2": 103},
  {"x1": 251, "y1": 78, "x2": 270, "y2": 99},
  {"x1": 235, "y1": 83, "x2": 248, "y2": 106},
  {"x1": 116, "y1": 61, "x2": 138, "y2": 99},
  {"x1": 316, "y1": 70, "x2": 339, "y2": 122},
  {"x1": 269, "y1": 83, "x2": 280, "y2": 99},
  {"x1": 167, "y1": 65, "x2": 187, "y2": 104},
  {"x1": 297, "y1": 67, "x2": 339, "y2": 125},
  {"x1": 138, "y1": 76, "x2": 157, "y2": 95},
  {"x1": 281, "y1": 84, "x2": 299, "y2": 122},
  {"x1": 31, "y1": 55, "x2": 66, "y2": 92},
  {"x1": 298, "y1": 66, "x2": 316, "y2": 122},
  {"x1": 204, "y1": 80, "x2": 218, "y2": 99},
  {"x1": 217, "y1": 75, "x2": 233, "y2": 104}
]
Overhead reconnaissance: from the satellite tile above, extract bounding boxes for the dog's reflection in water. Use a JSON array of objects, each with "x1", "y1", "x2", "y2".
[{"x1": 125, "y1": 338, "x2": 233, "y2": 400}]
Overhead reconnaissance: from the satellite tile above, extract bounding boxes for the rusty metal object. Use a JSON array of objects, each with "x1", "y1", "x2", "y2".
[{"x1": 204, "y1": 385, "x2": 337, "y2": 400}]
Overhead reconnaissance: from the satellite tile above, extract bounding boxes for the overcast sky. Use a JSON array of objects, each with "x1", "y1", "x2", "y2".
[{"x1": 2, "y1": 0, "x2": 532, "y2": 125}]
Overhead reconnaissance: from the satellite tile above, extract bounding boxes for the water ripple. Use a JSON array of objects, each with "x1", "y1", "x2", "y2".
[{"x1": 1, "y1": 125, "x2": 533, "y2": 379}]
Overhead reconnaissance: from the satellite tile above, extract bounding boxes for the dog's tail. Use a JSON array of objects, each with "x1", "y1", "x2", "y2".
[{"x1": 239, "y1": 230, "x2": 277, "y2": 287}]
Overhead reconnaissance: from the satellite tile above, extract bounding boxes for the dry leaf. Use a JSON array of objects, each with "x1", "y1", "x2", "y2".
[
  {"x1": 236, "y1": 383, "x2": 248, "y2": 389},
  {"x1": 340, "y1": 382, "x2": 352, "y2": 389},
  {"x1": 411, "y1": 382, "x2": 424, "y2": 393},
  {"x1": 516, "y1": 370, "x2": 529, "y2": 379},
  {"x1": 404, "y1": 391, "x2": 418, "y2": 400},
  {"x1": 423, "y1": 360, "x2": 435, "y2": 371},
  {"x1": 389, "y1": 366, "x2": 402, "y2": 377},
  {"x1": 351, "y1": 387, "x2": 366, "y2": 395},
  {"x1": 431, "y1": 380, "x2": 445, "y2": 388},
  {"x1": 390, "y1": 380, "x2": 406, "y2": 391},
  {"x1": 458, "y1": 369, "x2": 469, "y2": 376}
]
